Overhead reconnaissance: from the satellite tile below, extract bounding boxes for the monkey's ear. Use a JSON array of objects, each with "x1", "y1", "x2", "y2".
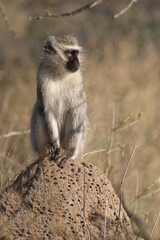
[{"x1": 44, "y1": 41, "x2": 56, "y2": 54}]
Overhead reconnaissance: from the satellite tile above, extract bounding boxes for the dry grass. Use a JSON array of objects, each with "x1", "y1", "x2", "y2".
[{"x1": 0, "y1": 0, "x2": 160, "y2": 238}]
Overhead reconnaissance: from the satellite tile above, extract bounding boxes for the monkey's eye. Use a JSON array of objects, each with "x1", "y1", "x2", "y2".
[
  {"x1": 65, "y1": 50, "x2": 72, "y2": 58},
  {"x1": 65, "y1": 50, "x2": 79, "y2": 58}
]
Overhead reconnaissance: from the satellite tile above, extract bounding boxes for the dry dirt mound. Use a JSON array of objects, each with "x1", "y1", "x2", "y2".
[{"x1": 0, "y1": 148, "x2": 139, "y2": 240}]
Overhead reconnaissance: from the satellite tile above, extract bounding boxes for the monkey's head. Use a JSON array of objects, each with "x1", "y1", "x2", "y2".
[{"x1": 43, "y1": 35, "x2": 83, "y2": 76}]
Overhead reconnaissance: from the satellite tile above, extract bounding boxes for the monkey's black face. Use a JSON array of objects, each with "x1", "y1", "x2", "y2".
[{"x1": 65, "y1": 50, "x2": 80, "y2": 72}]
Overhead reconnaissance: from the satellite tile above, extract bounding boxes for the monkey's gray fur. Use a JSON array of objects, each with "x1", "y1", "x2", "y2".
[{"x1": 30, "y1": 35, "x2": 88, "y2": 158}]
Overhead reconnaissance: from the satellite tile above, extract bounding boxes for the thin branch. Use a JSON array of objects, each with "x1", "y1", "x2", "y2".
[
  {"x1": 29, "y1": 0, "x2": 104, "y2": 21},
  {"x1": 0, "y1": 130, "x2": 30, "y2": 139},
  {"x1": 82, "y1": 148, "x2": 106, "y2": 160},
  {"x1": 75, "y1": 194, "x2": 91, "y2": 240},
  {"x1": 113, "y1": 0, "x2": 138, "y2": 19},
  {"x1": 104, "y1": 196, "x2": 108, "y2": 240},
  {"x1": 82, "y1": 147, "x2": 121, "y2": 161},
  {"x1": 120, "y1": 145, "x2": 137, "y2": 198},
  {"x1": 82, "y1": 165, "x2": 86, "y2": 216},
  {"x1": 107, "y1": 104, "x2": 115, "y2": 154},
  {"x1": 103, "y1": 104, "x2": 116, "y2": 175},
  {"x1": 140, "y1": 187, "x2": 160, "y2": 200},
  {"x1": 0, "y1": 1, "x2": 15, "y2": 36},
  {"x1": 128, "y1": 177, "x2": 160, "y2": 208},
  {"x1": 135, "y1": 177, "x2": 160, "y2": 201},
  {"x1": 30, "y1": 0, "x2": 139, "y2": 21},
  {"x1": 122, "y1": 195, "x2": 148, "y2": 240},
  {"x1": 109, "y1": 147, "x2": 121, "y2": 153},
  {"x1": 133, "y1": 170, "x2": 139, "y2": 216},
  {"x1": 0, "y1": 153, "x2": 25, "y2": 169},
  {"x1": 115, "y1": 145, "x2": 137, "y2": 237},
  {"x1": 83, "y1": 112, "x2": 142, "y2": 161},
  {"x1": 89, "y1": 112, "x2": 133, "y2": 152},
  {"x1": 149, "y1": 212, "x2": 160, "y2": 239},
  {"x1": 117, "y1": 119, "x2": 138, "y2": 132}
]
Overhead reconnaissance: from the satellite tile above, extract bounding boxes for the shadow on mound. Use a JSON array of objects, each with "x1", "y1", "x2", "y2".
[{"x1": 0, "y1": 148, "x2": 141, "y2": 240}]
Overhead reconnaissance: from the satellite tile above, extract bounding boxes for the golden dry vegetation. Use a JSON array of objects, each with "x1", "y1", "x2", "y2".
[{"x1": 0, "y1": 0, "x2": 160, "y2": 239}]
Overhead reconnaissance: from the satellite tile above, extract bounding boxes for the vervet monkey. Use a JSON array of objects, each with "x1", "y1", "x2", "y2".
[{"x1": 30, "y1": 35, "x2": 88, "y2": 159}]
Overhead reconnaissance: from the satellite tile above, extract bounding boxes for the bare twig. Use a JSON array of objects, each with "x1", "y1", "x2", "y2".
[
  {"x1": 75, "y1": 194, "x2": 91, "y2": 240},
  {"x1": 129, "y1": 177, "x2": 160, "y2": 207},
  {"x1": 0, "y1": 130, "x2": 30, "y2": 139},
  {"x1": 107, "y1": 104, "x2": 115, "y2": 154},
  {"x1": 30, "y1": 0, "x2": 139, "y2": 21},
  {"x1": 133, "y1": 170, "x2": 139, "y2": 216},
  {"x1": 29, "y1": 0, "x2": 104, "y2": 21},
  {"x1": 81, "y1": 112, "x2": 142, "y2": 161},
  {"x1": 128, "y1": 178, "x2": 160, "y2": 211},
  {"x1": 122, "y1": 194, "x2": 148, "y2": 240},
  {"x1": 138, "y1": 177, "x2": 160, "y2": 199},
  {"x1": 82, "y1": 148, "x2": 106, "y2": 160},
  {"x1": 113, "y1": 0, "x2": 138, "y2": 19},
  {"x1": 117, "y1": 112, "x2": 143, "y2": 133},
  {"x1": 140, "y1": 187, "x2": 160, "y2": 200},
  {"x1": 0, "y1": 152, "x2": 25, "y2": 169},
  {"x1": 82, "y1": 165, "x2": 86, "y2": 216},
  {"x1": 0, "y1": 1, "x2": 15, "y2": 36},
  {"x1": 119, "y1": 145, "x2": 137, "y2": 215},
  {"x1": 82, "y1": 147, "x2": 122, "y2": 160},
  {"x1": 117, "y1": 120, "x2": 138, "y2": 132},
  {"x1": 88, "y1": 112, "x2": 133, "y2": 152},
  {"x1": 104, "y1": 104, "x2": 115, "y2": 174},
  {"x1": 97, "y1": 112, "x2": 142, "y2": 151},
  {"x1": 104, "y1": 196, "x2": 108, "y2": 240},
  {"x1": 149, "y1": 212, "x2": 160, "y2": 239},
  {"x1": 115, "y1": 145, "x2": 137, "y2": 237}
]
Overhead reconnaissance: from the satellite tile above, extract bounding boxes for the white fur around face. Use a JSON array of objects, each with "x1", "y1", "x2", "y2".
[
  {"x1": 59, "y1": 44, "x2": 82, "y2": 51},
  {"x1": 50, "y1": 41, "x2": 82, "y2": 62}
]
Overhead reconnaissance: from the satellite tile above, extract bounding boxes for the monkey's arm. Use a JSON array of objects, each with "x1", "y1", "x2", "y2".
[
  {"x1": 45, "y1": 111, "x2": 60, "y2": 149},
  {"x1": 66, "y1": 109, "x2": 87, "y2": 158},
  {"x1": 36, "y1": 81, "x2": 60, "y2": 150}
]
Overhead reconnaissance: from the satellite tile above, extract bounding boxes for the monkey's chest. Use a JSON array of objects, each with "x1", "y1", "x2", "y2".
[
  {"x1": 44, "y1": 80, "x2": 74, "y2": 118},
  {"x1": 49, "y1": 95, "x2": 71, "y2": 131}
]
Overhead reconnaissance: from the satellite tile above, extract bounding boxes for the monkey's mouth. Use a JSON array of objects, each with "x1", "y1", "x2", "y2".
[{"x1": 66, "y1": 60, "x2": 80, "y2": 72}]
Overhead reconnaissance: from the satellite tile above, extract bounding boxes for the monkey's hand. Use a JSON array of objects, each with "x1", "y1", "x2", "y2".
[
  {"x1": 50, "y1": 148, "x2": 73, "y2": 167},
  {"x1": 43, "y1": 144, "x2": 56, "y2": 155}
]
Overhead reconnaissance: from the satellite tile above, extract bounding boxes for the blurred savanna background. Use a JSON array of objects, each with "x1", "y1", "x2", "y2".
[{"x1": 0, "y1": 0, "x2": 160, "y2": 238}]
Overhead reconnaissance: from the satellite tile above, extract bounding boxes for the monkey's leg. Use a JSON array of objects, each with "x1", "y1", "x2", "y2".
[{"x1": 30, "y1": 106, "x2": 50, "y2": 154}]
